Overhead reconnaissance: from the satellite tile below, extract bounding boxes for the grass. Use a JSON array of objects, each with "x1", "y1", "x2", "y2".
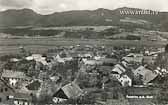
[{"x1": 0, "y1": 38, "x2": 166, "y2": 55}]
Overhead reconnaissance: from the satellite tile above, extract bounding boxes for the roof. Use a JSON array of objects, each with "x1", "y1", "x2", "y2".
[
  {"x1": 14, "y1": 93, "x2": 32, "y2": 101},
  {"x1": 123, "y1": 57, "x2": 143, "y2": 63},
  {"x1": 111, "y1": 71, "x2": 119, "y2": 74},
  {"x1": 53, "y1": 82, "x2": 83, "y2": 99},
  {"x1": 134, "y1": 66, "x2": 158, "y2": 83},
  {"x1": 83, "y1": 60, "x2": 103, "y2": 65},
  {"x1": 127, "y1": 53, "x2": 143, "y2": 57},
  {"x1": 53, "y1": 88, "x2": 68, "y2": 99},
  {"x1": 62, "y1": 82, "x2": 83, "y2": 99},
  {"x1": 99, "y1": 58, "x2": 118, "y2": 64},
  {"x1": 26, "y1": 80, "x2": 41, "y2": 91},
  {"x1": 99, "y1": 66, "x2": 113, "y2": 72},
  {"x1": 120, "y1": 69, "x2": 134, "y2": 80},
  {"x1": 2, "y1": 70, "x2": 27, "y2": 79},
  {"x1": 112, "y1": 64, "x2": 126, "y2": 74},
  {"x1": 26, "y1": 54, "x2": 48, "y2": 65}
]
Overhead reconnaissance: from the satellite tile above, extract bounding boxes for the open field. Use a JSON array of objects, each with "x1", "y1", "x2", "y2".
[{"x1": 0, "y1": 38, "x2": 167, "y2": 55}]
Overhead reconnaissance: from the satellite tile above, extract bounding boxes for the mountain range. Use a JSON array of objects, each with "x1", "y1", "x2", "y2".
[{"x1": 0, "y1": 7, "x2": 168, "y2": 31}]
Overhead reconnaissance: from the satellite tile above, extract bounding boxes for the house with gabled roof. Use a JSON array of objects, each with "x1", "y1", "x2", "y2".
[
  {"x1": 118, "y1": 70, "x2": 134, "y2": 87},
  {"x1": 0, "y1": 78, "x2": 15, "y2": 103},
  {"x1": 111, "y1": 64, "x2": 133, "y2": 87},
  {"x1": 133, "y1": 66, "x2": 158, "y2": 84},
  {"x1": 118, "y1": 74, "x2": 132, "y2": 87},
  {"x1": 123, "y1": 53, "x2": 143, "y2": 63},
  {"x1": 13, "y1": 92, "x2": 33, "y2": 105},
  {"x1": 52, "y1": 82, "x2": 83, "y2": 103},
  {"x1": 1, "y1": 70, "x2": 29, "y2": 87}
]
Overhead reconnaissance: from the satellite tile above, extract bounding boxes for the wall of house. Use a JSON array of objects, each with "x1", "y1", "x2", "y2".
[
  {"x1": 119, "y1": 75, "x2": 132, "y2": 87},
  {"x1": 0, "y1": 93, "x2": 13, "y2": 103},
  {"x1": 53, "y1": 97, "x2": 67, "y2": 104},
  {"x1": 14, "y1": 100, "x2": 32, "y2": 105},
  {"x1": 0, "y1": 85, "x2": 14, "y2": 103},
  {"x1": 9, "y1": 78, "x2": 18, "y2": 86}
]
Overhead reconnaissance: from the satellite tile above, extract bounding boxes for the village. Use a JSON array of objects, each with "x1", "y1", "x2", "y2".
[{"x1": 0, "y1": 43, "x2": 168, "y2": 105}]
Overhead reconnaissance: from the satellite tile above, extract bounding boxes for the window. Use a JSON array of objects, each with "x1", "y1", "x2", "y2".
[
  {"x1": 5, "y1": 88, "x2": 8, "y2": 92},
  {"x1": 6, "y1": 96, "x2": 9, "y2": 100},
  {"x1": 0, "y1": 89, "x2": 3, "y2": 92},
  {"x1": 0, "y1": 98, "x2": 2, "y2": 102}
]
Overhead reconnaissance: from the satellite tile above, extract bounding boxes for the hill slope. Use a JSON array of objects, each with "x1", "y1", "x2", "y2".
[{"x1": 0, "y1": 7, "x2": 168, "y2": 31}]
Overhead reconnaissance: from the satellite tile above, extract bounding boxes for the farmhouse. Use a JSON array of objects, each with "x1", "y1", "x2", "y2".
[
  {"x1": 0, "y1": 79, "x2": 15, "y2": 103},
  {"x1": 118, "y1": 74, "x2": 132, "y2": 87},
  {"x1": 53, "y1": 82, "x2": 83, "y2": 103},
  {"x1": 13, "y1": 93, "x2": 32, "y2": 105},
  {"x1": 134, "y1": 66, "x2": 158, "y2": 84},
  {"x1": 1, "y1": 70, "x2": 28, "y2": 87}
]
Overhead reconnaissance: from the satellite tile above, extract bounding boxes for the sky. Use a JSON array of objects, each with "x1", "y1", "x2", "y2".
[{"x1": 0, "y1": 0, "x2": 168, "y2": 14}]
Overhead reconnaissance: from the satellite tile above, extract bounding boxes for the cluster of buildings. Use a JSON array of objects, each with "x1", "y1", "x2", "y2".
[{"x1": 0, "y1": 44, "x2": 168, "y2": 105}]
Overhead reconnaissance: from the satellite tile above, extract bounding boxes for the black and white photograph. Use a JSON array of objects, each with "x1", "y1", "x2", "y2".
[{"x1": 0, "y1": 0, "x2": 168, "y2": 105}]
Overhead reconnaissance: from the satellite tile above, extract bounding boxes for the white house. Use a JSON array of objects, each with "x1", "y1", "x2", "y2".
[
  {"x1": 118, "y1": 75, "x2": 132, "y2": 87},
  {"x1": 2, "y1": 70, "x2": 28, "y2": 87}
]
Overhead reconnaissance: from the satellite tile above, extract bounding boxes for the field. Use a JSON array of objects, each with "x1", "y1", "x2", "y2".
[{"x1": 0, "y1": 38, "x2": 167, "y2": 55}]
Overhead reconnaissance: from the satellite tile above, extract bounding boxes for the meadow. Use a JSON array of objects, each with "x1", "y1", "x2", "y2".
[{"x1": 0, "y1": 38, "x2": 166, "y2": 55}]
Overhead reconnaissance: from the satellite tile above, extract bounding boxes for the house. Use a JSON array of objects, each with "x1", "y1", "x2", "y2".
[
  {"x1": 55, "y1": 54, "x2": 65, "y2": 63},
  {"x1": 142, "y1": 56, "x2": 155, "y2": 65},
  {"x1": 0, "y1": 79, "x2": 15, "y2": 103},
  {"x1": 118, "y1": 74, "x2": 132, "y2": 87},
  {"x1": 38, "y1": 72, "x2": 48, "y2": 81},
  {"x1": 112, "y1": 64, "x2": 133, "y2": 87},
  {"x1": 99, "y1": 58, "x2": 118, "y2": 66},
  {"x1": 121, "y1": 61, "x2": 129, "y2": 68},
  {"x1": 99, "y1": 66, "x2": 113, "y2": 75},
  {"x1": 94, "y1": 56, "x2": 105, "y2": 60},
  {"x1": 123, "y1": 57, "x2": 143, "y2": 63},
  {"x1": 126, "y1": 53, "x2": 143, "y2": 58},
  {"x1": 53, "y1": 82, "x2": 83, "y2": 103},
  {"x1": 83, "y1": 59, "x2": 103, "y2": 65},
  {"x1": 13, "y1": 93, "x2": 32, "y2": 105},
  {"x1": 10, "y1": 58, "x2": 20, "y2": 62},
  {"x1": 123, "y1": 53, "x2": 143, "y2": 63},
  {"x1": 1, "y1": 70, "x2": 28, "y2": 87},
  {"x1": 26, "y1": 80, "x2": 41, "y2": 91},
  {"x1": 26, "y1": 54, "x2": 48, "y2": 65},
  {"x1": 133, "y1": 66, "x2": 158, "y2": 84},
  {"x1": 110, "y1": 71, "x2": 120, "y2": 80}
]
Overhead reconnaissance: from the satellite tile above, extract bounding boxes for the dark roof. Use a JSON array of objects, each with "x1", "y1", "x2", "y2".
[
  {"x1": 111, "y1": 71, "x2": 119, "y2": 74},
  {"x1": 26, "y1": 80, "x2": 41, "y2": 90},
  {"x1": 53, "y1": 82, "x2": 83, "y2": 99},
  {"x1": 121, "y1": 70, "x2": 134, "y2": 80},
  {"x1": 53, "y1": 89, "x2": 68, "y2": 99}
]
